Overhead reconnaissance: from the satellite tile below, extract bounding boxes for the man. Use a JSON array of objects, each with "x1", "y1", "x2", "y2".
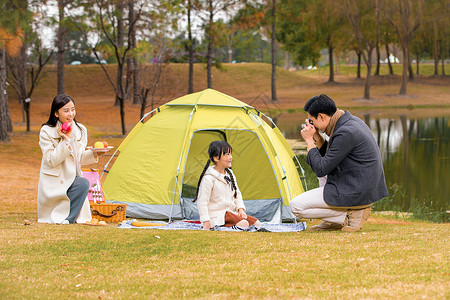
[{"x1": 290, "y1": 94, "x2": 388, "y2": 232}]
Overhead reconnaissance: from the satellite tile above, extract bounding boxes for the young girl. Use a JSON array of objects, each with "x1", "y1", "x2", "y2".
[
  {"x1": 37, "y1": 94, "x2": 102, "y2": 224},
  {"x1": 194, "y1": 140, "x2": 260, "y2": 230}
]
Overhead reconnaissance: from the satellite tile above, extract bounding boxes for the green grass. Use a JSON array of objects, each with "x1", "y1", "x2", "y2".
[{"x1": 1, "y1": 213, "x2": 448, "y2": 299}]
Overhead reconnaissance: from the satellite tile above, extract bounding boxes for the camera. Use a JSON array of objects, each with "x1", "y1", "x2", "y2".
[{"x1": 301, "y1": 119, "x2": 314, "y2": 130}]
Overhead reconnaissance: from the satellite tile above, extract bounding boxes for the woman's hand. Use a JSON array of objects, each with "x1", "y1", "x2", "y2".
[
  {"x1": 94, "y1": 151, "x2": 106, "y2": 157},
  {"x1": 202, "y1": 221, "x2": 210, "y2": 230},
  {"x1": 238, "y1": 208, "x2": 247, "y2": 219},
  {"x1": 57, "y1": 126, "x2": 71, "y2": 141}
]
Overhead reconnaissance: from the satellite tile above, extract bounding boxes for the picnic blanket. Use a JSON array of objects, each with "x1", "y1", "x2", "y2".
[{"x1": 118, "y1": 220, "x2": 307, "y2": 232}]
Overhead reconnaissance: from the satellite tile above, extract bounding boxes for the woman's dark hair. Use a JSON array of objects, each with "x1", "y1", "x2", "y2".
[
  {"x1": 303, "y1": 94, "x2": 337, "y2": 118},
  {"x1": 42, "y1": 94, "x2": 82, "y2": 133},
  {"x1": 194, "y1": 140, "x2": 237, "y2": 202}
]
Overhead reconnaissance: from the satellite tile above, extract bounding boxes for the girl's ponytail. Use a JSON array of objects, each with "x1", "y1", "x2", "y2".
[
  {"x1": 225, "y1": 168, "x2": 238, "y2": 199},
  {"x1": 193, "y1": 158, "x2": 211, "y2": 202}
]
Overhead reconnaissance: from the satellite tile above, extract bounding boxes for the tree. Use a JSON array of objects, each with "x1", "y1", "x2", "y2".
[
  {"x1": 277, "y1": 0, "x2": 321, "y2": 69},
  {"x1": 385, "y1": 0, "x2": 423, "y2": 95},
  {"x1": 374, "y1": 0, "x2": 382, "y2": 76},
  {"x1": 384, "y1": 31, "x2": 395, "y2": 75},
  {"x1": 343, "y1": 0, "x2": 378, "y2": 99},
  {"x1": 270, "y1": 0, "x2": 277, "y2": 100},
  {"x1": 184, "y1": 0, "x2": 201, "y2": 94},
  {"x1": 308, "y1": 0, "x2": 346, "y2": 83},
  {"x1": 0, "y1": 0, "x2": 30, "y2": 141},
  {"x1": 138, "y1": 37, "x2": 173, "y2": 119},
  {"x1": 7, "y1": 37, "x2": 54, "y2": 132},
  {"x1": 199, "y1": 0, "x2": 238, "y2": 89},
  {"x1": 57, "y1": 0, "x2": 70, "y2": 95},
  {"x1": 76, "y1": 0, "x2": 144, "y2": 135},
  {"x1": 421, "y1": 0, "x2": 449, "y2": 77}
]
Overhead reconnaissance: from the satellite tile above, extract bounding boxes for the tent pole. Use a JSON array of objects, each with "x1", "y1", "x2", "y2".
[
  {"x1": 294, "y1": 155, "x2": 308, "y2": 191},
  {"x1": 169, "y1": 107, "x2": 197, "y2": 222},
  {"x1": 101, "y1": 148, "x2": 119, "y2": 180},
  {"x1": 140, "y1": 108, "x2": 158, "y2": 122}
]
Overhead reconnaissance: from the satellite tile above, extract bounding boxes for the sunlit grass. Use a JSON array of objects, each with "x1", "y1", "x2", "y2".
[{"x1": 0, "y1": 214, "x2": 448, "y2": 299}]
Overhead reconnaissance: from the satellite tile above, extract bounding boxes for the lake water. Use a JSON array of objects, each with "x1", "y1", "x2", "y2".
[{"x1": 272, "y1": 109, "x2": 450, "y2": 220}]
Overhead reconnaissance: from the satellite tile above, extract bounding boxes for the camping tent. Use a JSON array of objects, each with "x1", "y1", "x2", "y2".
[{"x1": 103, "y1": 89, "x2": 306, "y2": 223}]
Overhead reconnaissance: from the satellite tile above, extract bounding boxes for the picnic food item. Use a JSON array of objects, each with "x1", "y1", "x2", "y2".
[
  {"x1": 94, "y1": 141, "x2": 105, "y2": 148},
  {"x1": 84, "y1": 218, "x2": 107, "y2": 226},
  {"x1": 131, "y1": 221, "x2": 166, "y2": 227},
  {"x1": 61, "y1": 122, "x2": 71, "y2": 134},
  {"x1": 102, "y1": 141, "x2": 108, "y2": 147}
]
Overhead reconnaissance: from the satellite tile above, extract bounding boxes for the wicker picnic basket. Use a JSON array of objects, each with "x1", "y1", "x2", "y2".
[{"x1": 90, "y1": 203, "x2": 127, "y2": 223}]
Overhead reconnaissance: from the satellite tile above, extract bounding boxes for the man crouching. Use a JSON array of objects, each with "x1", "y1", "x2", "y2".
[{"x1": 290, "y1": 94, "x2": 388, "y2": 232}]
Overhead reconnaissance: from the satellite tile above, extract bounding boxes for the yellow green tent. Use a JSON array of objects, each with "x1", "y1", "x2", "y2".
[{"x1": 103, "y1": 89, "x2": 305, "y2": 222}]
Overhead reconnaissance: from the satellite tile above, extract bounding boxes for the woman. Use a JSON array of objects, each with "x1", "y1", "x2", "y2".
[
  {"x1": 38, "y1": 94, "x2": 101, "y2": 224},
  {"x1": 194, "y1": 140, "x2": 261, "y2": 230}
]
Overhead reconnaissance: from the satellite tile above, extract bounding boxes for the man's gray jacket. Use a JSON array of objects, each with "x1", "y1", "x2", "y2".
[{"x1": 306, "y1": 111, "x2": 388, "y2": 207}]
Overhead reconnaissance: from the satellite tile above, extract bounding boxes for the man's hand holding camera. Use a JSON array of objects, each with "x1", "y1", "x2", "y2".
[{"x1": 300, "y1": 119, "x2": 324, "y2": 151}]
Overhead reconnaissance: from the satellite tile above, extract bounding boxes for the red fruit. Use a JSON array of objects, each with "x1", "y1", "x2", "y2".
[
  {"x1": 61, "y1": 122, "x2": 71, "y2": 134},
  {"x1": 102, "y1": 141, "x2": 108, "y2": 148}
]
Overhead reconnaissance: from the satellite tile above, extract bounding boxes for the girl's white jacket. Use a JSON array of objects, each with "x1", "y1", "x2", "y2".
[
  {"x1": 197, "y1": 166, "x2": 246, "y2": 227},
  {"x1": 37, "y1": 122, "x2": 97, "y2": 224}
]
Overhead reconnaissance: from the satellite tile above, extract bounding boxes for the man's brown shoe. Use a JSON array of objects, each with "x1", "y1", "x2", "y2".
[
  {"x1": 341, "y1": 206, "x2": 371, "y2": 232},
  {"x1": 310, "y1": 221, "x2": 343, "y2": 231}
]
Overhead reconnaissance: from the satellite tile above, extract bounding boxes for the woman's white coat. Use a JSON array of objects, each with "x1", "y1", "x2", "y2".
[{"x1": 37, "y1": 122, "x2": 97, "y2": 223}]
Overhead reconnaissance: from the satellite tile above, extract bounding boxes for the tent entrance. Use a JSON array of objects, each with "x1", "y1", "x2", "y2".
[{"x1": 180, "y1": 129, "x2": 283, "y2": 222}]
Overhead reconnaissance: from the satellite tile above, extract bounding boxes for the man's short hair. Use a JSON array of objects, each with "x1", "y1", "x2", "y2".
[{"x1": 304, "y1": 94, "x2": 337, "y2": 117}]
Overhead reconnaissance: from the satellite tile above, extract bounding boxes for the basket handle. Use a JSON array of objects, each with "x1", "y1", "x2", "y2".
[{"x1": 91, "y1": 206, "x2": 125, "y2": 218}]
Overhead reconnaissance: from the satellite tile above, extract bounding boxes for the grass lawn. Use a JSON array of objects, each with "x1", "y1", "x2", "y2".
[
  {"x1": 1, "y1": 63, "x2": 449, "y2": 299},
  {"x1": 0, "y1": 213, "x2": 448, "y2": 299}
]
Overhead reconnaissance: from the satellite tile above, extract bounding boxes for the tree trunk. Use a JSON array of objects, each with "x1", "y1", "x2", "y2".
[
  {"x1": 132, "y1": 57, "x2": 140, "y2": 104},
  {"x1": 363, "y1": 52, "x2": 372, "y2": 100},
  {"x1": 115, "y1": 1, "x2": 125, "y2": 106},
  {"x1": 375, "y1": 1, "x2": 381, "y2": 76},
  {"x1": 25, "y1": 101, "x2": 30, "y2": 132},
  {"x1": 271, "y1": 0, "x2": 277, "y2": 101},
  {"x1": 433, "y1": 53, "x2": 439, "y2": 77},
  {"x1": 328, "y1": 40, "x2": 334, "y2": 82},
  {"x1": 206, "y1": 0, "x2": 213, "y2": 89},
  {"x1": 375, "y1": 42, "x2": 380, "y2": 76},
  {"x1": 19, "y1": 44, "x2": 29, "y2": 131},
  {"x1": 442, "y1": 58, "x2": 446, "y2": 76},
  {"x1": 57, "y1": 0, "x2": 66, "y2": 95},
  {"x1": 400, "y1": 46, "x2": 408, "y2": 94},
  {"x1": 187, "y1": 0, "x2": 194, "y2": 94},
  {"x1": 0, "y1": 48, "x2": 12, "y2": 141},
  {"x1": 356, "y1": 50, "x2": 361, "y2": 79},
  {"x1": 407, "y1": 51, "x2": 413, "y2": 80},
  {"x1": 120, "y1": 94, "x2": 126, "y2": 135},
  {"x1": 386, "y1": 43, "x2": 393, "y2": 75},
  {"x1": 416, "y1": 53, "x2": 419, "y2": 75},
  {"x1": 129, "y1": 0, "x2": 140, "y2": 104},
  {"x1": 432, "y1": 31, "x2": 439, "y2": 77},
  {"x1": 125, "y1": 58, "x2": 132, "y2": 101}
]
